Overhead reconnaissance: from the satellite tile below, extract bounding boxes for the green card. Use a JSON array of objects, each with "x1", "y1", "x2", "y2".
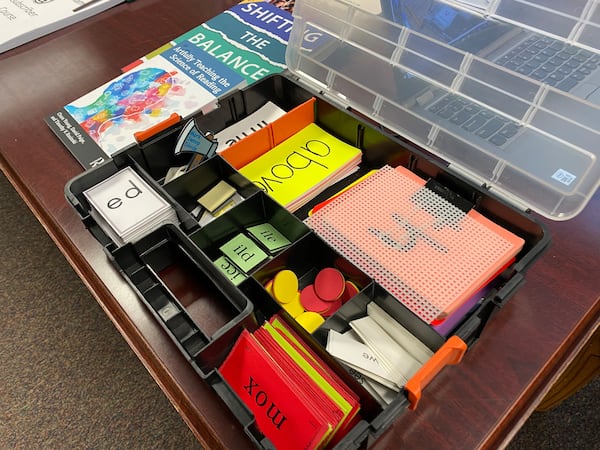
[
  {"x1": 213, "y1": 255, "x2": 246, "y2": 285},
  {"x1": 219, "y1": 233, "x2": 269, "y2": 273},
  {"x1": 247, "y1": 223, "x2": 291, "y2": 253}
]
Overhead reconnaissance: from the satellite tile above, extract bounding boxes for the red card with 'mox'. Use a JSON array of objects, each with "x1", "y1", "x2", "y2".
[{"x1": 219, "y1": 329, "x2": 330, "y2": 450}]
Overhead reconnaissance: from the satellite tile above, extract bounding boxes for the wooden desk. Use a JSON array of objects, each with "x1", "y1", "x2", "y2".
[{"x1": 1, "y1": 1, "x2": 598, "y2": 448}]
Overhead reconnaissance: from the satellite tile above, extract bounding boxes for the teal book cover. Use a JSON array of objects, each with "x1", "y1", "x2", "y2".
[
  {"x1": 126, "y1": 2, "x2": 294, "y2": 83},
  {"x1": 180, "y1": 2, "x2": 291, "y2": 83}
]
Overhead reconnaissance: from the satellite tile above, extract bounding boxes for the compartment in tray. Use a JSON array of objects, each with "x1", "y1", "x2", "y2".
[
  {"x1": 250, "y1": 232, "x2": 372, "y2": 333},
  {"x1": 189, "y1": 192, "x2": 310, "y2": 279},
  {"x1": 64, "y1": 159, "x2": 191, "y2": 247},
  {"x1": 110, "y1": 225, "x2": 255, "y2": 358},
  {"x1": 113, "y1": 74, "x2": 316, "y2": 187},
  {"x1": 315, "y1": 282, "x2": 445, "y2": 354},
  {"x1": 160, "y1": 155, "x2": 259, "y2": 220}
]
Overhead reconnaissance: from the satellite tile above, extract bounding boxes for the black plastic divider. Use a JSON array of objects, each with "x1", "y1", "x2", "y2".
[
  {"x1": 114, "y1": 123, "x2": 190, "y2": 183},
  {"x1": 109, "y1": 225, "x2": 256, "y2": 360},
  {"x1": 189, "y1": 192, "x2": 310, "y2": 263},
  {"x1": 161, "y1": 155, "x2": 259, "y2": 215},
  {"x1": 197, "y1": 74, "x2": 316, "y2": 135},
  {"x1": 207, "y1": 370, "x2": 277, "y2": 450},
  {"x1": 251, "y1": 232, "x2": 371, "y2": 289}
]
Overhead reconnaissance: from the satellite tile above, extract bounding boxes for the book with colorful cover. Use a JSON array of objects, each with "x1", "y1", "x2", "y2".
[
  {"x1": 46, "y1": 1, "x2": 294, "y2": 169},
  {"x1": 123, "y1": 1, "x2": 293, "y2": 85},
  {"x1": 45, "y1": 40, "x2": 245, "y2": 168}
]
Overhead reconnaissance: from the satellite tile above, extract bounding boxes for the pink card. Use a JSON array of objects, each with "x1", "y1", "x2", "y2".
[{"x1": 306, "y1": 165, "x2": 524, "y2": 323}]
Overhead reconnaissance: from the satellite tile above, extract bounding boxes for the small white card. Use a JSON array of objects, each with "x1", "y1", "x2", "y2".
[
  {"x1": 214, "y1": 101, "x2": 286, "y2": 153},
  {"x1": 84, "y1": 167, "x2": 177, "y2": 244},
  {"x1": 340, "y1": 362, "x2": 398, "y2": 405},
  {"x1": 367, "y1": 302, "x2": 433, "y2": 365},
  {"x1": 327, "y1": 329, "x2": 401, "y2": 390},
  {"x1": 350, "y1": 316, "x2": 422, "y2": 383},
  {"x1": 84, "y1": 167, "x2": 168, "y2": 234}
]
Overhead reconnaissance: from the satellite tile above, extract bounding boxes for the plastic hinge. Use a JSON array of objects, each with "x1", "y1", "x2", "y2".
[
  {"x1": 492, "y1": 273, "x2": 526, "y2": 308},
  {"x1": 454, "y1": 313, "x2": 483, "y2": 345},
  {"x1": 447, "y1": 162, "x2": 489, "y2": 192},
  {"x1": 368, "y1": 397, "x2": 408, "y2": 436}
]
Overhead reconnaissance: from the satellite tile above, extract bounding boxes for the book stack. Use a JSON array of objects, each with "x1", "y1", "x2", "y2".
[
  {"x1": 83, "y1": 167, "x2": 178, "y2": 246},
  {"x1": 219, "y1": 314, "x2": 360, "y2": 450}
]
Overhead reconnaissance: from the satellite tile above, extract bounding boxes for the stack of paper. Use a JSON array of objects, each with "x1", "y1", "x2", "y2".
[
  {"x1": 0, "y1": 0, "x2": 126, "y2": 55},
  {"x1": 83, "y1": 167, "x2": 178, "y2": 246},
  {"x1": 326, "y1": 302, "x2": 434, "y2": 406},
  {"x1": 219, "y1": 314, "x2": 360, "y2": 449},
  {"x1": 239, "y1": 123, "x2": 362, "y2": 212}
]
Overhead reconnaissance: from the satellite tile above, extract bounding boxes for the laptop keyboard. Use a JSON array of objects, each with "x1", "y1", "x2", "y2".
[
  {"x1": 495, "y1": 35, "x2": 600, "y2": 92},
  {"x1": 427, "y1": 94, "x2": 521, "y2": 147},
  {"x1": 426, "y1": 35, "x2": 600, "y2": 148}
]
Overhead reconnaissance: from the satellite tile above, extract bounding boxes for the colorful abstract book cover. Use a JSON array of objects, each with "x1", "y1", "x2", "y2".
[{"x1": 45, "y1": 41, "x2": 245, "y2": 168}]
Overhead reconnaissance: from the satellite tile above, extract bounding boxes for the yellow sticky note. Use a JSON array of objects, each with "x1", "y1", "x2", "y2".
[{"x1": 197, "y1": 180, "x2": 236, "y2": 213}]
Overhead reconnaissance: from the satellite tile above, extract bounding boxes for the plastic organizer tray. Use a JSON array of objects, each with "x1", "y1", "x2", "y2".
[{"x1": 65, "y1": 70, "x2": 550, "y2": 448}]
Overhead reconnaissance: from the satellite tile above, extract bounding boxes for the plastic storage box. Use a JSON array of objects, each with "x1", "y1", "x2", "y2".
[
  {"x1": 287, "y1": 0, "x2": 600, "y2": 221},
  {"x1": 64, "y1": 0, "x2": 600, "y2": 448}
]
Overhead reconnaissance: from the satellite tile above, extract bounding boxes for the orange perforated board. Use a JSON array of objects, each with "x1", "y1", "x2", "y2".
[{"x1": 305, "y1": 165, "x2": 524, "y2": 323}]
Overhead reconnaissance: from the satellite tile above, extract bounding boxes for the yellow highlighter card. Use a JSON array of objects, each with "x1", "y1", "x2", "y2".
[{"x1": 239, "y1": 123, "x2": 361, "y2": 210}]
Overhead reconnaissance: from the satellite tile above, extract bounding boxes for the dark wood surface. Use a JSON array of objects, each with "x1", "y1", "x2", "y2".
[{"x1": 0, "y1": 1, "x2": 598, "y2": 449}]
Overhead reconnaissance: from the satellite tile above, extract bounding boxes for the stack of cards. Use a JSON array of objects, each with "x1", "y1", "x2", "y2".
[
  {"x1": 219, "y1": 314, "x2": 360, "y2": 450},
  {"x1": 238, "y1": 123, "x2": 362, "y2": 212},
  {"x1": 212, "y1": 222, "x2": 292, "y2": 285},
  {"x1": 326, "y1": 302, "x2": 433, "y2": 406},
  {"x1": 83, "y1": 167, "x2": 179, "y2": 246},
  {"x1": 190, "y1": 180, "x2": 245, "y2": 226}
]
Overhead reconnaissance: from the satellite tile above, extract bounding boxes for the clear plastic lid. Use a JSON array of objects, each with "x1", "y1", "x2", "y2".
[{"x1": 286, "y1": 0, "x2": 600, "y2": 220}]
